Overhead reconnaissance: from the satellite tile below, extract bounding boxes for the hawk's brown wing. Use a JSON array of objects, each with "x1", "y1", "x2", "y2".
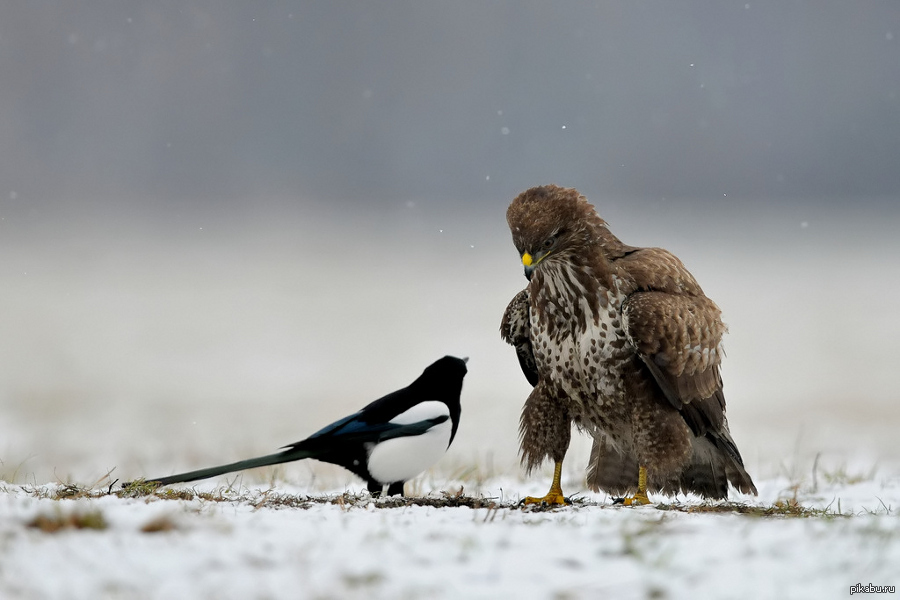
[
  {"x1": 619, "y1": 275, "x2": 757, "y2": 495},
  {"x1": 621, "y1": 290, "x2": 727, "y2": 437},
  {"x1": 500, "y1": 289, "x2": 538, "y2": 387},
  {"x1": 618, "y1": 250, "x2": 757, "y2": 496},
  {"x1": 616, "y1": 247, "x2": 729, "y2": 438}
]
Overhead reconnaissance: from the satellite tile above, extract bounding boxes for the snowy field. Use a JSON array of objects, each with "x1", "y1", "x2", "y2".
[
  {"x1": 2, "y1": 197, "x2": 899, "y2": 599},
  {"x1": 1, "y1": 470, "x2": 899, "y2": 600}
]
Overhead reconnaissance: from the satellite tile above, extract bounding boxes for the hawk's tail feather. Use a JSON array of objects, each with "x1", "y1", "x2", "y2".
[
  {"x1": 678, "y1": 434, "x2": 757, "y2": 498},
  {"x1": 586, "y1": 433, "x2": 757, "y2": 499},
  {"x1": 705, "y1": 431, "x2": 758, "y2": 496}
]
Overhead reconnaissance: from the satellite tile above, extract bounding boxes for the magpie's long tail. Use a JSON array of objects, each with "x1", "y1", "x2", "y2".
[{"x1": 136, "y1": 448, "x2": 316, "y2": 487}]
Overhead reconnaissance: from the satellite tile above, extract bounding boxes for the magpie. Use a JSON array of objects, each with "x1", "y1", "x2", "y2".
[{"x1": 132, "y1": 355, "x2": 468, "y2": 497}]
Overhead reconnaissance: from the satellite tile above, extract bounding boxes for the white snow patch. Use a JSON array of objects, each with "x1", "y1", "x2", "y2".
[{"x1": 2, "y1": 475, "x2": 899, "y2": 599}]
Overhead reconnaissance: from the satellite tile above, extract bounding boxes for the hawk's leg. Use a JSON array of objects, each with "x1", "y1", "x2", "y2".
[
  {"x1": 621, "y1": 465, "x2": 651, "y2": 506},
  {"x1": 523, "y1": 462, "x2": 570, "y2": 506}
]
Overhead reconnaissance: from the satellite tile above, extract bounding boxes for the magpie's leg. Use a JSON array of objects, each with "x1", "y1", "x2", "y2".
[
  {"x1": 386, "y1": 481, "x2": 405, "y2": 497},
  {"x1": 367, "y1": 480, "x2": 384, "y2": 497}
]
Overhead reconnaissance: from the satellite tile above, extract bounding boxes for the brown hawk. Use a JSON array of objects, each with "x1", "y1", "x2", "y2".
[{"x1": 501, "y1": 185, "x2": 757, "y2": 505}]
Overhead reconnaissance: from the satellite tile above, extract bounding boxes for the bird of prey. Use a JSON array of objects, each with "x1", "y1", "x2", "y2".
[
  {"x1": 133, "y1": 356, "x2": 468, "y2": 497},
  {"x1": 501, "y1": 185, "x2": 756, "y2": 505}
]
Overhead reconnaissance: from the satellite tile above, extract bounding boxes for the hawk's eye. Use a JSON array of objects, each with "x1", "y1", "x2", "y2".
[{"x1": 542, "y1": 236, "x2": 555, "y2": 249}]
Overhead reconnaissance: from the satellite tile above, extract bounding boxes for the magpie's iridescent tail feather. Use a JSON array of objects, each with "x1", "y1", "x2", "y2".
[{"x1": 142, "y1": 448, "x2": 315, "y2": 486}]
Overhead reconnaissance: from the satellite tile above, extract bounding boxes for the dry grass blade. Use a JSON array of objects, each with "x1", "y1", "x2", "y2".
[
  {"x1": 27, "y1": 509, "x2": 108, "y2": 532},
  {"x1": 140, "y1": 515, "x2": 179, "y2": 533}
]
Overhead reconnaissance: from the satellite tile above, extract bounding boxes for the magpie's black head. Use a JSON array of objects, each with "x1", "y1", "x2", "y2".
[
  {"x1": 415, "y1": 355, "x2": 468, "y2": 403},
  {"x1": 415, "y1": 355, "x2": 467, "y2": 444}
]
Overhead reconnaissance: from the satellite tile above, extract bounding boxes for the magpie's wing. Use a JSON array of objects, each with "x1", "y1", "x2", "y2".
[
  {"x1": 302, "y1": 411, "x2": 364, "y2": 440},
  {"x1": 284, "y1": 405, "x2": 450, "y2": 451},
  {"x1": 375, "y1": 415, "x2": 450, "y2": 441}
]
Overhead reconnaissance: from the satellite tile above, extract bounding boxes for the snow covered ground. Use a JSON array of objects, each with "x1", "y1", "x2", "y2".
[
  {"x1": 2, "y1": 198, "x2": 899, "y2": 599},
  {"x1": 1, "y1": 471, "x2": 898, "y2": 600}
]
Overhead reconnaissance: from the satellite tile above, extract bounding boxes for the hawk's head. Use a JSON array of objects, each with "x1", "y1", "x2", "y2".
[{"x1": 506, "y1": 185, "x2": 607, "y2": 280}]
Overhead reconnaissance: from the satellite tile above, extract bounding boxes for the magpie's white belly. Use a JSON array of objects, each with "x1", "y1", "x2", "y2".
[{"x1": 367, "y1": 416, "x2": 452, "y2": 484}]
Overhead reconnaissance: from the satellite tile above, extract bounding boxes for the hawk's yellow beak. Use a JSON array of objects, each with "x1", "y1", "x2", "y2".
[{"x1": 522, "y1": 252, "x2": 534, "y2": 267}]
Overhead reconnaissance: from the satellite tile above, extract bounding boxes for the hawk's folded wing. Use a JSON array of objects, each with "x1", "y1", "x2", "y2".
[
  {"x1": 621, "y1": 287, "x2": 728, "y2": 437},
  {"x1": 501, "y1": 289, "x2": 539, "y2": 387}
]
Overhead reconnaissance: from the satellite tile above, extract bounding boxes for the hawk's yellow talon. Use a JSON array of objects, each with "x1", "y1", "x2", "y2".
[
  {"x1": 523, "y1": 491, "x2": 569, "y2": 506},
  {"x1": 522, "y1": 461, "x2": 570, "y2": 506},
  {"x1": 621, "y1": 491, "x2": 651, "y2": 506},
  {"x1": 620, "y1": 465, "x2": 652, "y2": 506}
]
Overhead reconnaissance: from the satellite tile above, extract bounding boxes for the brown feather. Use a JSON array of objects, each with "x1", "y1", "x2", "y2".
[
  {"x1": 501, "y1": 289, "x2": 539, "y2": 386},
  {"x1": 518, "y1": 382, "x2": 570, "y2": 473},
  {"x1": 501, "y1": 184, "x2": 757, "y2": 499}
]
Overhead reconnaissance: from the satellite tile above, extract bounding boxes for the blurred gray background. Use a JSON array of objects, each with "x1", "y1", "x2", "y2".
[{"x1": 1, "y1": 2, "x2": 898, "y2": 489}]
